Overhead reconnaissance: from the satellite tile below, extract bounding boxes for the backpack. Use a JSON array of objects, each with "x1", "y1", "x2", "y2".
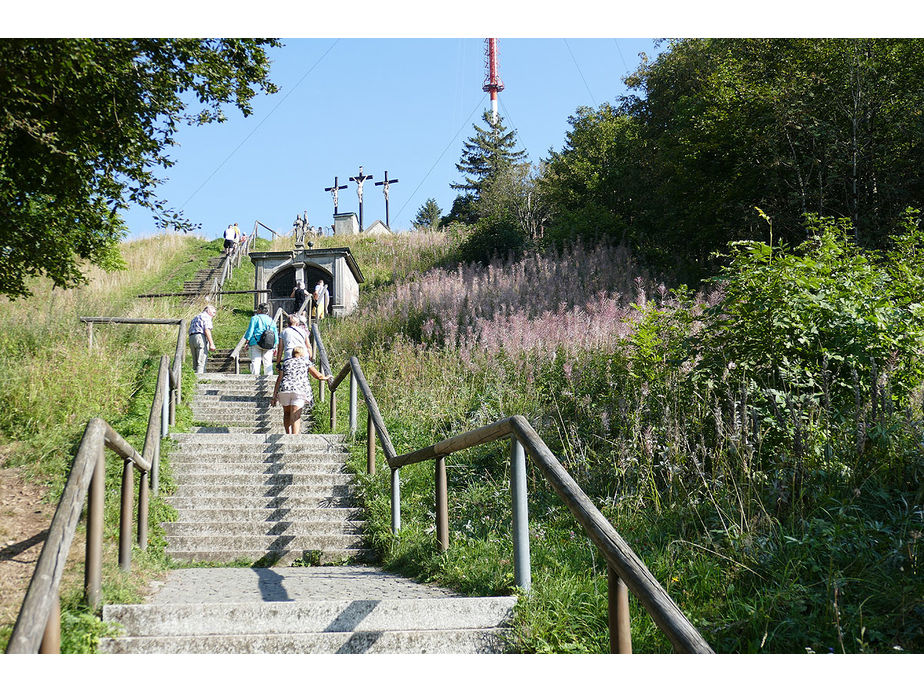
[{"x1": 258, "y1": 327, "x2": 276, "y2": 350}]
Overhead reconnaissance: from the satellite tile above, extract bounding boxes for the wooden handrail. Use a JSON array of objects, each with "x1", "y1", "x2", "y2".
[
  {"x1": 6, "y1": 357, "x2": 170, "y2": 653},
  {"x1": 315, "y1": 325, "x2": 714, "y2": 654}
]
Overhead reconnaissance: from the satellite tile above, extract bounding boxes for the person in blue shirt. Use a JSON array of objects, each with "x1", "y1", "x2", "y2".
[{"x1": 242, "y1": 303, "x2": 278, "y2": 375}]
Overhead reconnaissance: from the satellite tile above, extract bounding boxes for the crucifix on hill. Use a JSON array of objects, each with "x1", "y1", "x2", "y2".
[
  {"x1": 324, "y1": 176, "x2": 348, "y2": 216},
  {"x1": 374, "y1": 170, "x2": 399, "y2": 228},
  {"x1": 349, "y1": 165, "x2": 374, "y2": 232}
]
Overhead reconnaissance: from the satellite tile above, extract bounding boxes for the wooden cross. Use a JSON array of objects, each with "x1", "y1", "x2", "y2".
[
  {"x1": 374, "y1": 170, "x2": 399, "y2": 228},
  {"x1": 349, "y1": 166, "x2": 374, "y2": 232},
  {"x1": 324, "y1": 176, "x2": 348, "y2": 216}
]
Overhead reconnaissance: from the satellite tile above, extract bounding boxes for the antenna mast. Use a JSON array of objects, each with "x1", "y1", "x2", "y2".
[{"x1": 482, "y1": 38, "x2": 505, "y2": 125}]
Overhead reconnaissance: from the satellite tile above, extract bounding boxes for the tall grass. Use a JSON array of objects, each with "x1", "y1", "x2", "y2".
[
  {"x1": 0, "y1": 231, "x2": 245, "y2": 651},
  {"x1": 317, "y1": 226, "x2": 923, "y2": 653}
]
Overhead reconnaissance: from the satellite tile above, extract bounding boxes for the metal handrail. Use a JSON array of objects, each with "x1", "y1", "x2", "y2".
[
  {"x1": 6, "y1": 355, "x2": 172, "y2": 654},
  {"x1": 315, "y1": 325, "x2": 713, "y2": 654}
]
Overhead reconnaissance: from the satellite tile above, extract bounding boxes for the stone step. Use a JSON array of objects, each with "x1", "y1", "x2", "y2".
[
  {"x1": 98, "y1": 627, "x2": 509, "y2": 654},
  {"x1": 166, "y1": 495, "x2": 357, "y2": 509},
  {"x1": 166, "y1": 482, "x2": 354, "y2": 498},
  {"x1": 102, "y1": 597, "x2": 514, "y2": 638},
  {"x1": 164, "y1": 533, "x2": 365, "y2": 552},
  {"x1": 172, "y1": 507, "x2": 362, "y2": 523},
  {"x1": 171, "y1": 459, "x2": 349, "y2": 472},
  {"x1": 171, "y1": 433, "x2": 344, "y2": 445},
  {"x1": 168, "y1": 472, "x2": 356, "y2": 487},
  {"x1": 165, "y1": 547, "x2": 368, "y2": 565},
  {"x1": 162, "y1": 519, "x2": 364, "y2": 536}
]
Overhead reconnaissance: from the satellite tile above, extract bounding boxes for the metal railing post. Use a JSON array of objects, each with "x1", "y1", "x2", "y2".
[
  {"x1": 391, "y1": 468, "x2": 401, "y2": 533},
  {"x1": 85, "y1": 444, "x2": 105, "y2": 609},
  {"x1": 39, "y1": 596, "x2": 60, "y2": 654},
  {"x1": 349, "y1": 371, "x2": 357, "y2": 436},
  {"x1": 510, "y1": 437, "x2": 531, "y2": 592},
  {"x1": 366, "y1": 411, "x2": 376, "y2": 475},
  {"x1": 330, "y1": 387, "x2": 337, "y2": 431},
  {"x1": 138, "y1": 468, "x2": 149, "y2": 549},
  {"x1": 609, "y1": 565, "x2": 633, "y2": 653},
  {"x1": 435, "y1": 457, "x2": 449, "y2": 552},
  {"x1": 119, "y1": 458, "x2": 133, "y2": 571},
  {"x1": 161, "y1": 377, "x2": 170, "y2": 440}
]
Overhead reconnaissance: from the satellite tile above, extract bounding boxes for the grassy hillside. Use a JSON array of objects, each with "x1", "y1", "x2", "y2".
[
  {"x1": 313, "y1": 227, "x2": 923, "y2": 653},
  {"x1": 0, "y1": 233, "x2": 260, "y2": 651}
]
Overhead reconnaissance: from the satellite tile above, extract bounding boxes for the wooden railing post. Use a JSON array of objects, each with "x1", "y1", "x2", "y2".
[
  {"x1": 85, "y1": 444, "x2": 105, "y2": 609},
  {"x1": 39, "y1": 596, "x2": 60, "y2": 654},
  {"x1": 366, "y1": 411, "x2": 376, "y2": 475},
  {"x1": 435, "y1": 457, "x2": 449, "y2": 552},
  {"x1": 349, "y1": 371, "x2": 357, "y2": 436},
  {"x1": 119, "y1": 458, "x2": 133, "y2": 571},
  {"x1": 510, "y1": 437, "x2": 531, "y2": 592},
  {"x1": 608, "y1": 565, "x2": 633, "y2": 654}
]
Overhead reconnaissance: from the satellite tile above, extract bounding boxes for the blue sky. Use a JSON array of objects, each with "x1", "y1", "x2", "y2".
[
  {"x1": 115, "y1": 37, "x2": 663, "y2": 240},
  {"x1": 10, "y1": 1, "x2": 904, "y2": 242}
]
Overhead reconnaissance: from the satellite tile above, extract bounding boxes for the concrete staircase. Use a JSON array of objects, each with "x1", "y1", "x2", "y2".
[
  {"x1": 99, "y1": 567, "x2": 515, "y2": 653},
  {"x1": 182, "y1": 254, "x2": 226, "y2": 300},
  {"x1": 99, "y1": 371, "x2": 515, "y2": 653}
]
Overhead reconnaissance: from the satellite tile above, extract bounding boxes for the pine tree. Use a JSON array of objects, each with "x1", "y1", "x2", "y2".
[
  {"x1": 413, "y1": 198, "x2": 443, "y2": 229},
  {"x1": 451, "y1": 111, "x2": 527, "y2": 199}
]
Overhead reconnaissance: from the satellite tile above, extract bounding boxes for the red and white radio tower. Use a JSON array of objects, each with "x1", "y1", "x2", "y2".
[{"x1": 482, "y1": 38, "x2": 505, "y2": 125}]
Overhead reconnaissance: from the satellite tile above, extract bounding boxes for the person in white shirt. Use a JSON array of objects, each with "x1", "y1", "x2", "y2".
[
  {"x1": 313, "y1": 279, "x2": 330, "y2": 320},
  {"x1": 223, "y1": 224, "x2": 236, "y2": 253}
]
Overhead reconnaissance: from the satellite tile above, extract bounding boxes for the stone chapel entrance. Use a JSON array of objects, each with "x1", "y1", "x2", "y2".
[{"x1": 265, "y1": 263, "x2": 334, "y2": 315}]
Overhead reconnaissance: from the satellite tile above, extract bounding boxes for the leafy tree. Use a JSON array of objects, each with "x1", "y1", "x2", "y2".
[
  {"x1": 450, "y1": 111, "x2": 526, "y2": 201},
  {"x1": 478, "y1": 162, "x2": 551, "y2": 242},
  {"x1": 412, "y1": 198, "x2": 442, "y2": 230},
  {"x1": 542, "y1": 103, "x2": 641, "y2": 247},
  {"x1": 440, "y1": 193, "x2": 479, "y2": 227},
  {"x1": 0, "y1": 38, "x2": 279, "y2": 298}
]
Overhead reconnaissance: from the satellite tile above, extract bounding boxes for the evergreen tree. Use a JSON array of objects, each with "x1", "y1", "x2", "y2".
[
  {"x1": 413, "y1": 198, "x2": 443, "y2": 230},
  {"x1": 450, "y1": 111, "x2": 526, "y2": 200}
]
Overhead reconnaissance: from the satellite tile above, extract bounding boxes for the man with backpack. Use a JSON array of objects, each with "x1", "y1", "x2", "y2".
[{"x1": 242, "y1": 303, "x2": 278, "y2": 375}]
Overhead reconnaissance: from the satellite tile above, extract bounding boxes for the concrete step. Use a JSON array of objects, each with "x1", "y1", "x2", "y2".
[
  {"x1": 98, "y1": 627, "x2": 510, "y2": 654},
  {"x1": 166, "y1": 495, "x2": 357, "y2": 509},
  {"x1": 163, "y1": 531, "x2": 365, "y2": 550},
  {"x1": 165, "y1": 547, "x2": 368, "y2": 565},
  {"x1": 168, "y1": 472, "x2": 356, "y2": 487},
  {"x1": 171, "y1": 459, "x2": 349, "y2": 472},
  {"x1": 165, "y1": 482, "x2": 354, "y2": 498},
  {"x1": 102, "y1": 597, "x2": 514, "y2": 638},
  {"x1": 99, "y1": 567, "x2": 514, "y2": 653},
  {"x1": 162, "y1": 520, "x2": 364, "y2": 536},
  {"x1": 172, "y1": 507, "x2": 362, "y2": 523},
  {"x1": 171, "y1": 432, "x2": 344, "y2": 446}
]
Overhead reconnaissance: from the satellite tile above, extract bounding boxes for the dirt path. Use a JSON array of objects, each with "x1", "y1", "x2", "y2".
[{"x1": 0, "y1": 460, "x2": 54, "y2": 633}]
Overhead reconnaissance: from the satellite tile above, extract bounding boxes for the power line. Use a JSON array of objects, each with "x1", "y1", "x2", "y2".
[
  {"x1": 564, "y1": 39, "x2": 596, "y2": 108},
  {"x1": 179, "y1": 39, "x2": 340, "y2": 210},
  {"x1": 393, "y1": 94, "x2": 487, "y2": 225},
  {"x1": 612, "y1": 38, "x2": 630, "y2": 76}
]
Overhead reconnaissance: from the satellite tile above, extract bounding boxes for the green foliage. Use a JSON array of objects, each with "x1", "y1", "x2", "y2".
[
  {"x1": 323, "y1": 229, "x2": 923, "y2": 653},
  {"x1": 542, "y1": 39, "x2": 924, "y2": 280},
  {"x1": 456, "y1": 211, "x2": 527, "y2": 265},
  {"x1": 412, "y1": 198, "x2": 443, "y2": 230},
  {"x1": 0, "y1": 38, "x2": 279, "y2": 298},
  {"x1": 441, "y1": 194, "x2": 479, "y2": 227},
  {"x1": 693, "y1": 215, "x2": 924, "y2": 424},
  {"x1": 450, "y1": 111, "x2": 526, "y2": 203}
]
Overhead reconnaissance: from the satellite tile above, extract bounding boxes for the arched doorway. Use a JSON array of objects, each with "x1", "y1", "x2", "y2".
[{"x1": 266, "y1": 263, "x2": 334, "y2": 315}]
